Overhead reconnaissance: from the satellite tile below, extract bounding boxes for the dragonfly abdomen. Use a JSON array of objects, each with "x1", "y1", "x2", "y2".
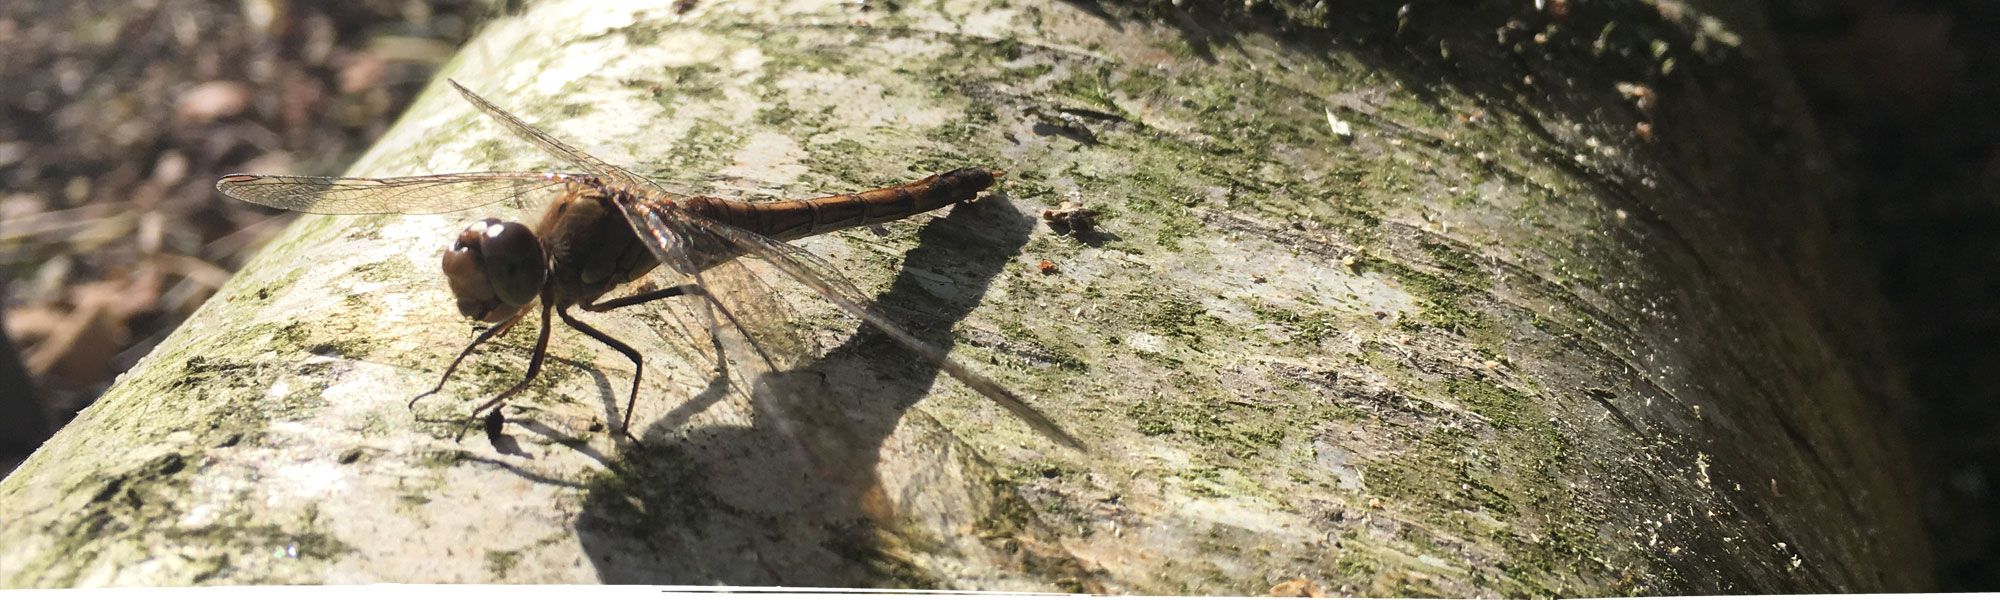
[{"x1": 701, "y1": 167, "x2": 1000, "y2": 241}]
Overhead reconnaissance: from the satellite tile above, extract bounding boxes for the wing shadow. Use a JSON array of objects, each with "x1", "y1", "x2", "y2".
[{"x1": 574, "y1": 195, "x2": 1034, "y2": 586}]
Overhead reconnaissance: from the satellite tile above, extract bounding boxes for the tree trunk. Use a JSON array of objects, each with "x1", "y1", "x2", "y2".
[{"x1": 0, "y1": 0, "x2": 1929, "y2": 593}]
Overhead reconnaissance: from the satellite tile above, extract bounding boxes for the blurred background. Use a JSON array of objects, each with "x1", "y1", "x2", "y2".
[
  {"x1": 0, "y1": 0, "x2": 487, "y2": 466},
  {"x1": 0, "y1": 0, "x2": 1992, "y2": 591}
]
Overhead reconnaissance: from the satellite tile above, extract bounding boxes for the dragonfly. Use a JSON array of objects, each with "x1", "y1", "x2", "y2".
[{"x1": 216, "y1": 79, "x2": 1083, "y2": 450}]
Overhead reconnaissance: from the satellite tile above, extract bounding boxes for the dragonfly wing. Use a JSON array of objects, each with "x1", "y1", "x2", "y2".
[
  {"x1": 447, "y1": 80, "x2": 673, "y2": 197},
  {"x1": 614, "y1": 198, "x2": 856, "y2": 465},
  {"x1": 215, "y1": 172, "x2": 571, "y2": 215},
  {"x1": 623, "y1": 199, "x2": 1087, "y2": 451}
]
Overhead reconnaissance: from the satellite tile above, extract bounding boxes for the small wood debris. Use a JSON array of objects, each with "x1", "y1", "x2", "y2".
[
  {"x1": 1036, "y1": 259, "x2": 1058, "y2": 274},
  {"x1": 1041, "y1": 201, "x2": 1098, "y2": 234},
  {"x1": 1324, "y1": 108, "x2": 1353, "y2": 142},
  {"x1": 1268, "y1": 578, "x2": 1326, "y2": 597}
]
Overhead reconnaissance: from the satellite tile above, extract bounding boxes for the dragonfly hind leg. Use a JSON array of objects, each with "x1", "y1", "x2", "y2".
[
  {"x1": 556, "y1": 305, "x2": 647, "y2": 444},
  {"x1": 580, "y1": 282, "x2": 727, "y2": 375}
]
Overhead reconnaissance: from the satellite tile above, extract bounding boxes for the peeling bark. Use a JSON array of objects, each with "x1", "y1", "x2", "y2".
[{"x1": 0, "y1": 0, "x2": 1928, "y2": 593}]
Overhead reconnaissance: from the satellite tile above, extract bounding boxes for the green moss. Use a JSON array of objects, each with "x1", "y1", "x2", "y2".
[
  {"x1": 484, "y1": 549, "x2": 521, "y2": 579},
  {"x1": 1420, "y1": 241, "x2": 1491, "y2": 287},
  {"x1": 803, "y1": 138, "x2": 878, "y2": 186},
  {"x1": 23, "y1": 449, "x2": 356, "y2": 586},
  {"x1": 1348, "y1": 346, "x2": 1606, "y2": 595},
  {"x1": 1355, "y1": 255, "x2": 1491, "y2": 338},
  {"x1": 348, "y1": 255, "x2": 416, "y2": 283},
  {"x1": 1336, "y1": 544, "x2": 1381, "y2": 578},
  {"x1": 662, "y1": 63, "x2": 728, "y2": 101},
  {"x1": 1361, "y1": 426, "x2": 1480, "y2": 514},
  {"x1": 822, "y1": 521, "x2": 944, "y2": 589},
  {"x1": 1380, "y1": 93, "x2": 1455, "y2": 130},
  {"x1": 1009, "y1": 62, "x2": 1054, "y2": 79},
  {"x1": 749, "y1": 32, "x2": 847, "y2": 82},
  {"x1": 1153, "y1": 213, "x2": 1202, "y2": 251},
  {"x1": 995, "y1": 321, "x2": 1089, "y2": 372},
  {"x1": 469, "y1": 139, "x2": 511, "y2": 167},
  {"x1": 585, "y1": 443, "x2": 728, "y2": 542},
  {"x1": 1049, "y1": 65, "x2": 1124, "y2": 115},
  {"x1": 924, "y1": 101, "x2": 999, "y2": 147},
  {"x1": 754, "y1": 99, "x2": 802, "y2": 127},
  {"x1": 1248, "y1": 301, "x2": 1339, "y2": 346},
  {"x1": 1125, "y1": 375, "x2": 1283, "y2": 458},
  {"x1": 653, "y1": 117, "x2": 746, "y2": 181},
  {"x1": 1131, "y1": 291, "x2": 1216, "y2": 346},
  {"x1": 605, "y1": 22, "x2": 664, "y2": 47},
  {"x1": 1442, "y1": 377, "x2": 1532, "y2": 428},
  {"x1": 411, "y1": 448, "x2": 475, "y2": 470},
  {"x1": 968, "y1": 475, "x2": 1095, "y2": 592}
]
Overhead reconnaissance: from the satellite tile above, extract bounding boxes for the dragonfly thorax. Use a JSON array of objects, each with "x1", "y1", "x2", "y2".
[{"x1": 442, "y1": 218, "x2": 547, "y2": 322}]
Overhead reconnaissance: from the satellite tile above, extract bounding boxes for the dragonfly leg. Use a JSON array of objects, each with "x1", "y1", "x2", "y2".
[
  {"x1": 454, "y1": 299, "x2": 556, "y2": 442},
  {"x1": 578, "y1": 283, "x2": 700, "y2": 312},
  {"x1": 581, "y1": 282, "x2": 728, "y2": 377},
  {"x1": 555, "y1": 305, "x2": 646, "y2": 445},
  {"x1": 409, "y1": 308, "x2": 529, "y2": 409}
]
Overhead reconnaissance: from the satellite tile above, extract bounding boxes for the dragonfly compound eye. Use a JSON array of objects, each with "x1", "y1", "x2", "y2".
[{"x1": 441, "y1": 218, "x2": 547, "y2": 321}]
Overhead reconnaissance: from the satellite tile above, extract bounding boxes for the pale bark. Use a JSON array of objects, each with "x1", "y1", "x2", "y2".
[{"x1": 0, "y1": 0, "x2": 1928, "y2": 593}]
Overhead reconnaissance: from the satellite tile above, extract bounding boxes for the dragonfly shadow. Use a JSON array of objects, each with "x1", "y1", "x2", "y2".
[{"x1": 574, "y1": 195, "x2": 1035, "y2": 586}]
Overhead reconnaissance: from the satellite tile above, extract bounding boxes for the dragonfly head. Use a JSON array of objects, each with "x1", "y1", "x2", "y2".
[{"x1": 442, "y1": 218, "x2": 547, "y2": 322}]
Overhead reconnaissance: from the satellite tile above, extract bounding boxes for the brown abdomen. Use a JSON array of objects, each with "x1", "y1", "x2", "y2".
[{"x1": 692, "y1": 167, "x2": 1000, "y2": 241}]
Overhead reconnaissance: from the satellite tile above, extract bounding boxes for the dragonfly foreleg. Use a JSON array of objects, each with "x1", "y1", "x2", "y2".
[
  {"x1": 454, "y1": 298, "x2": 556, "y2": 442},
  {"x1": 578, "y1": 283, "x2": 701, "y2": 312},
  {"x1": 409, "y1": 308, "x2": 530, "y2": 409},
  {"x1": 555, "y1": 305, "x2": 646, "y2": 445}
]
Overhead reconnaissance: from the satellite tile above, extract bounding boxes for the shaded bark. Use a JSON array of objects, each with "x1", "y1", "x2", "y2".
[{"x1": 0, "y1": 0, "x2": 1928, "y2": 593}]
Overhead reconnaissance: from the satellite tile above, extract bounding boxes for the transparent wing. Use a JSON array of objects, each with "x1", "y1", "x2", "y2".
[
  {"x1": 215, "y1": 172, "x2": 571, "y2": 215},
  {"x1": 601, "y1": 262, "x2": 790, "y2": 448},
  {"x1": 447, "y1": 79, "x2": 671, "y2": 196},
  {"x1": 619, "y1": 199, "x2": 1087, "y2": 451},
  {"x1": 630, "y1": 203, "x2": 836, "y2": 457},
  {"x1": 218, "y1": 80, "x2": 665, "y2": 216}
]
